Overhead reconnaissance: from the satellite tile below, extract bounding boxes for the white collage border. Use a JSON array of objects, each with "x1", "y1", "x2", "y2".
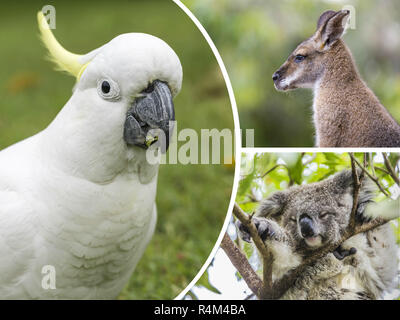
[{"x1": 172, "y1": 0, "x2": 400, "y2": 300}]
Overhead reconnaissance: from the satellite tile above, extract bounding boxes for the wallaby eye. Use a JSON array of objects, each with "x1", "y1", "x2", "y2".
[{"x1": 294, "y1": 55, "x2": 306, "y2": 63}]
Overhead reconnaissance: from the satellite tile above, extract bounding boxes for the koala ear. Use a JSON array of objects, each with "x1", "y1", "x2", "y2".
[
  {"x1": 315, "y1": 10, "x2": 350, "y2": 51},
  {"x1": 332, "y1": 169, "x2": 376, "y2": 217},
  {"x1": 256, "y1": 191, "x2": 287, "y2": 218},
  {"x1": 332, "y1": 169, "x2": 354, "y2": 190}
]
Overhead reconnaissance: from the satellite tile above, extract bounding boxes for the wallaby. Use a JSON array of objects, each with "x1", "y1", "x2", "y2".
[{"x1": 272, "y1": 10, "x2": 400, "y2": 147}]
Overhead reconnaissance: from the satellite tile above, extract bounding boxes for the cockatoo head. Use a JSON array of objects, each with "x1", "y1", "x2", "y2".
[{"x1": 37, "y1": 12, "x2": 182, "y2": 157}]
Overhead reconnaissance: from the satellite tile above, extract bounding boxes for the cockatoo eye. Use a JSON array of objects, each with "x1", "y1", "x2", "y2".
[
  {"x1": 97, "y1": 78, "x2": 121, "y2": 101},
  {"x1": 101, "y1": 81, "x2": 110, "y2": 94}
]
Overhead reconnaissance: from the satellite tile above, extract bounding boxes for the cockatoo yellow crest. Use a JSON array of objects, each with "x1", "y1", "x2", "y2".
[{"x1": 37, "y1": 11, "x2": 88, "y2": 80}]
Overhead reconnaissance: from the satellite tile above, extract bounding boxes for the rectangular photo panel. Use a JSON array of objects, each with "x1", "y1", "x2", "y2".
[{"x1": 187, "y1": 151, "x2": 400, "y2": 300}]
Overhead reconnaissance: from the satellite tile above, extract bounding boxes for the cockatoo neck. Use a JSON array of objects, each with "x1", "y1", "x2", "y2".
[{"x1": 40, "y1": 91, "x2": 159, "y2": 184}]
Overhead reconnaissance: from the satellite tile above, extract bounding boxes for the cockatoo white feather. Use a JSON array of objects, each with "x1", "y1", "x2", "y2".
[{"x1": 0, "y1": 12, "x2": 182, "y2": 299}]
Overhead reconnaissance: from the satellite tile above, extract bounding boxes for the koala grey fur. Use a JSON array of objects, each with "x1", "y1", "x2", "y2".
[{"x1": 237, "y1": 170, "x2": 398, "y2": 300}]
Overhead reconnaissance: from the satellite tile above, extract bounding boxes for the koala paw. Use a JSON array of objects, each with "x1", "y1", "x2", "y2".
[
  {"x1": 236, "y1": 217, "x2": 276, "y2": 243},
  {"x1": 333, "y1": 245, "x2": 357, "y2": 260}
]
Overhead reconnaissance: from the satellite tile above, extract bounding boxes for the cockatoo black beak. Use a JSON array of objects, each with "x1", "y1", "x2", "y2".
[{"x1": 124, "y1": 80, "x2": 175, "y2": 153}]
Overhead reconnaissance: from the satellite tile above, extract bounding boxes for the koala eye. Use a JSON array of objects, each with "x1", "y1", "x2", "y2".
[
  {"x1": 289, "y1": 216, "x2": 297, "y2": 222},
  {"x1": 97, "y1": 78, "x2": 121, "y2": 101},
  {"x1": 319, "y1": 212, "x2": 330, "y2": 219},
  {"x1": 294, "y1": 54, "x2": 306, "y2": 63}
]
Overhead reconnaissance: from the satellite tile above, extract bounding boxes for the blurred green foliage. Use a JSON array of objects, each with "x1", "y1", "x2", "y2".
[
  {"x1": 184, "y1": 0, "x2": 400, "y2": 146},
  {"x1": 238, "y1": 152, "x2": 399, "y2": 210},
  {"x1": 0, "y1": 0, "x2": 234, "y2": 299}
]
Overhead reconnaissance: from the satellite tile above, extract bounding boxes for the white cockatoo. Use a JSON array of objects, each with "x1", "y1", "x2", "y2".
[{"x1": 0, "y1": 12, "x2": 182, "y2": 299}]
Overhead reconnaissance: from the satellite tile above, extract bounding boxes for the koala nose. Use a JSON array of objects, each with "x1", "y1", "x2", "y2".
[
  {"x1": 272, "y1": 72, "x2": 280, "y2": 82},
  {"x1": 299, "y1": 214, "x2": 316, "y2": 238}
]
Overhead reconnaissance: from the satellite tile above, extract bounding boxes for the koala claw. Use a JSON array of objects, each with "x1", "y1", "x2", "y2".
[
  {"x1": 236, "y1": 217, "x2": 275, "y2": 243},
  {"x1": 255, "y1": 219, "x2": 275, "y2": 241},
  {"x1": 236, "y1": 220, "x2": 251, "y2": 243},
  {"x1": 333, "y1": 245, "x2": 357, "y2": 260}
]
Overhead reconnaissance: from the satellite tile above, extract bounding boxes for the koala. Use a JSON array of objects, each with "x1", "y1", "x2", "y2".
[{"x1": 237, "y1": 170, "x2": 399, "y2": 300}]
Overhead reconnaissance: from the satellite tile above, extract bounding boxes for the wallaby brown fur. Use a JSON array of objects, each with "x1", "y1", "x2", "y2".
[{"x1": 273, "y1": 10, "x2": 400, "y2": 147}]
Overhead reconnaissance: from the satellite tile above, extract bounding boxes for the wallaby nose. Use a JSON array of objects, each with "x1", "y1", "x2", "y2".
[
  {"x1": 299, "y1": 214, "x2": 316, "y2": 238},
  {"x1": 272, "y1": 72, "x2": 280, "y2": 81}
]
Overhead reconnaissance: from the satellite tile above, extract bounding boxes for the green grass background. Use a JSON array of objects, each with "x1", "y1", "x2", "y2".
[{"x1": 0, "y1": 0, "x2": 235, "y2": 299}]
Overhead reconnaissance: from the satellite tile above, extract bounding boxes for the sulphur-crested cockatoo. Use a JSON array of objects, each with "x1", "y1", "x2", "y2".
[{"x1": 0, "y1": 12, "x2": 182, "y2": 299}]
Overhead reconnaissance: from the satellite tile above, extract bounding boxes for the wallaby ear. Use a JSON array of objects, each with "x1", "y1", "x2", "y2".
[
  {"x1": 257, "y1": 191, "x2": 287, "y2": 218},
  {"x1": 315, "y1": 10, "x2": 350, "y2": 51},
  {"x1": 316, "y1": 10, "x2": 337, "y2": 30}
]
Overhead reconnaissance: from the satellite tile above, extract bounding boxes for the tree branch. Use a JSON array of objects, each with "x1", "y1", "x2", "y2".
[
  {"x1": 348, "y1": 153, "x2": 362, "y2": 232},
  {"x1": 220, "y1": 232, "x2": 263, "y2": 296},
  {"x1": 303, "y1": 153, "x2": 317, "y2": 167},
  {"x1": 383, "y1": 153, "x2": 400, "y2": 186},
  {"x1": 233, "y1": 203, "x2": 274, "y2": 297},
  {"x1": 233, "y1": 204, "x2": 269, "y2": 258},
  {"x1": 258, "y1": 164, "x2": 294, "y2": 187},
  {"x1": 349, "y1": 153, "x2": 390, "y2": 197},
  {"x1": 374, "y1": 166, "x2": 390, "y2": 175}
]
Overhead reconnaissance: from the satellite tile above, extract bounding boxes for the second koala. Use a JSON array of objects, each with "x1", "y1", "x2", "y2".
[{"x1": 237, "y1": 170, "x2": 398, "y2": 300}]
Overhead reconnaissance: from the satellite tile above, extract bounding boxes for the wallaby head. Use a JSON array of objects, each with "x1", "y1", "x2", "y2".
[
  {"x1": 273, "y1": 10, "x2": 350, "y2": 91},
  {"x1": 272, "y1": 9, "x2": 400, "y2": 147}
]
